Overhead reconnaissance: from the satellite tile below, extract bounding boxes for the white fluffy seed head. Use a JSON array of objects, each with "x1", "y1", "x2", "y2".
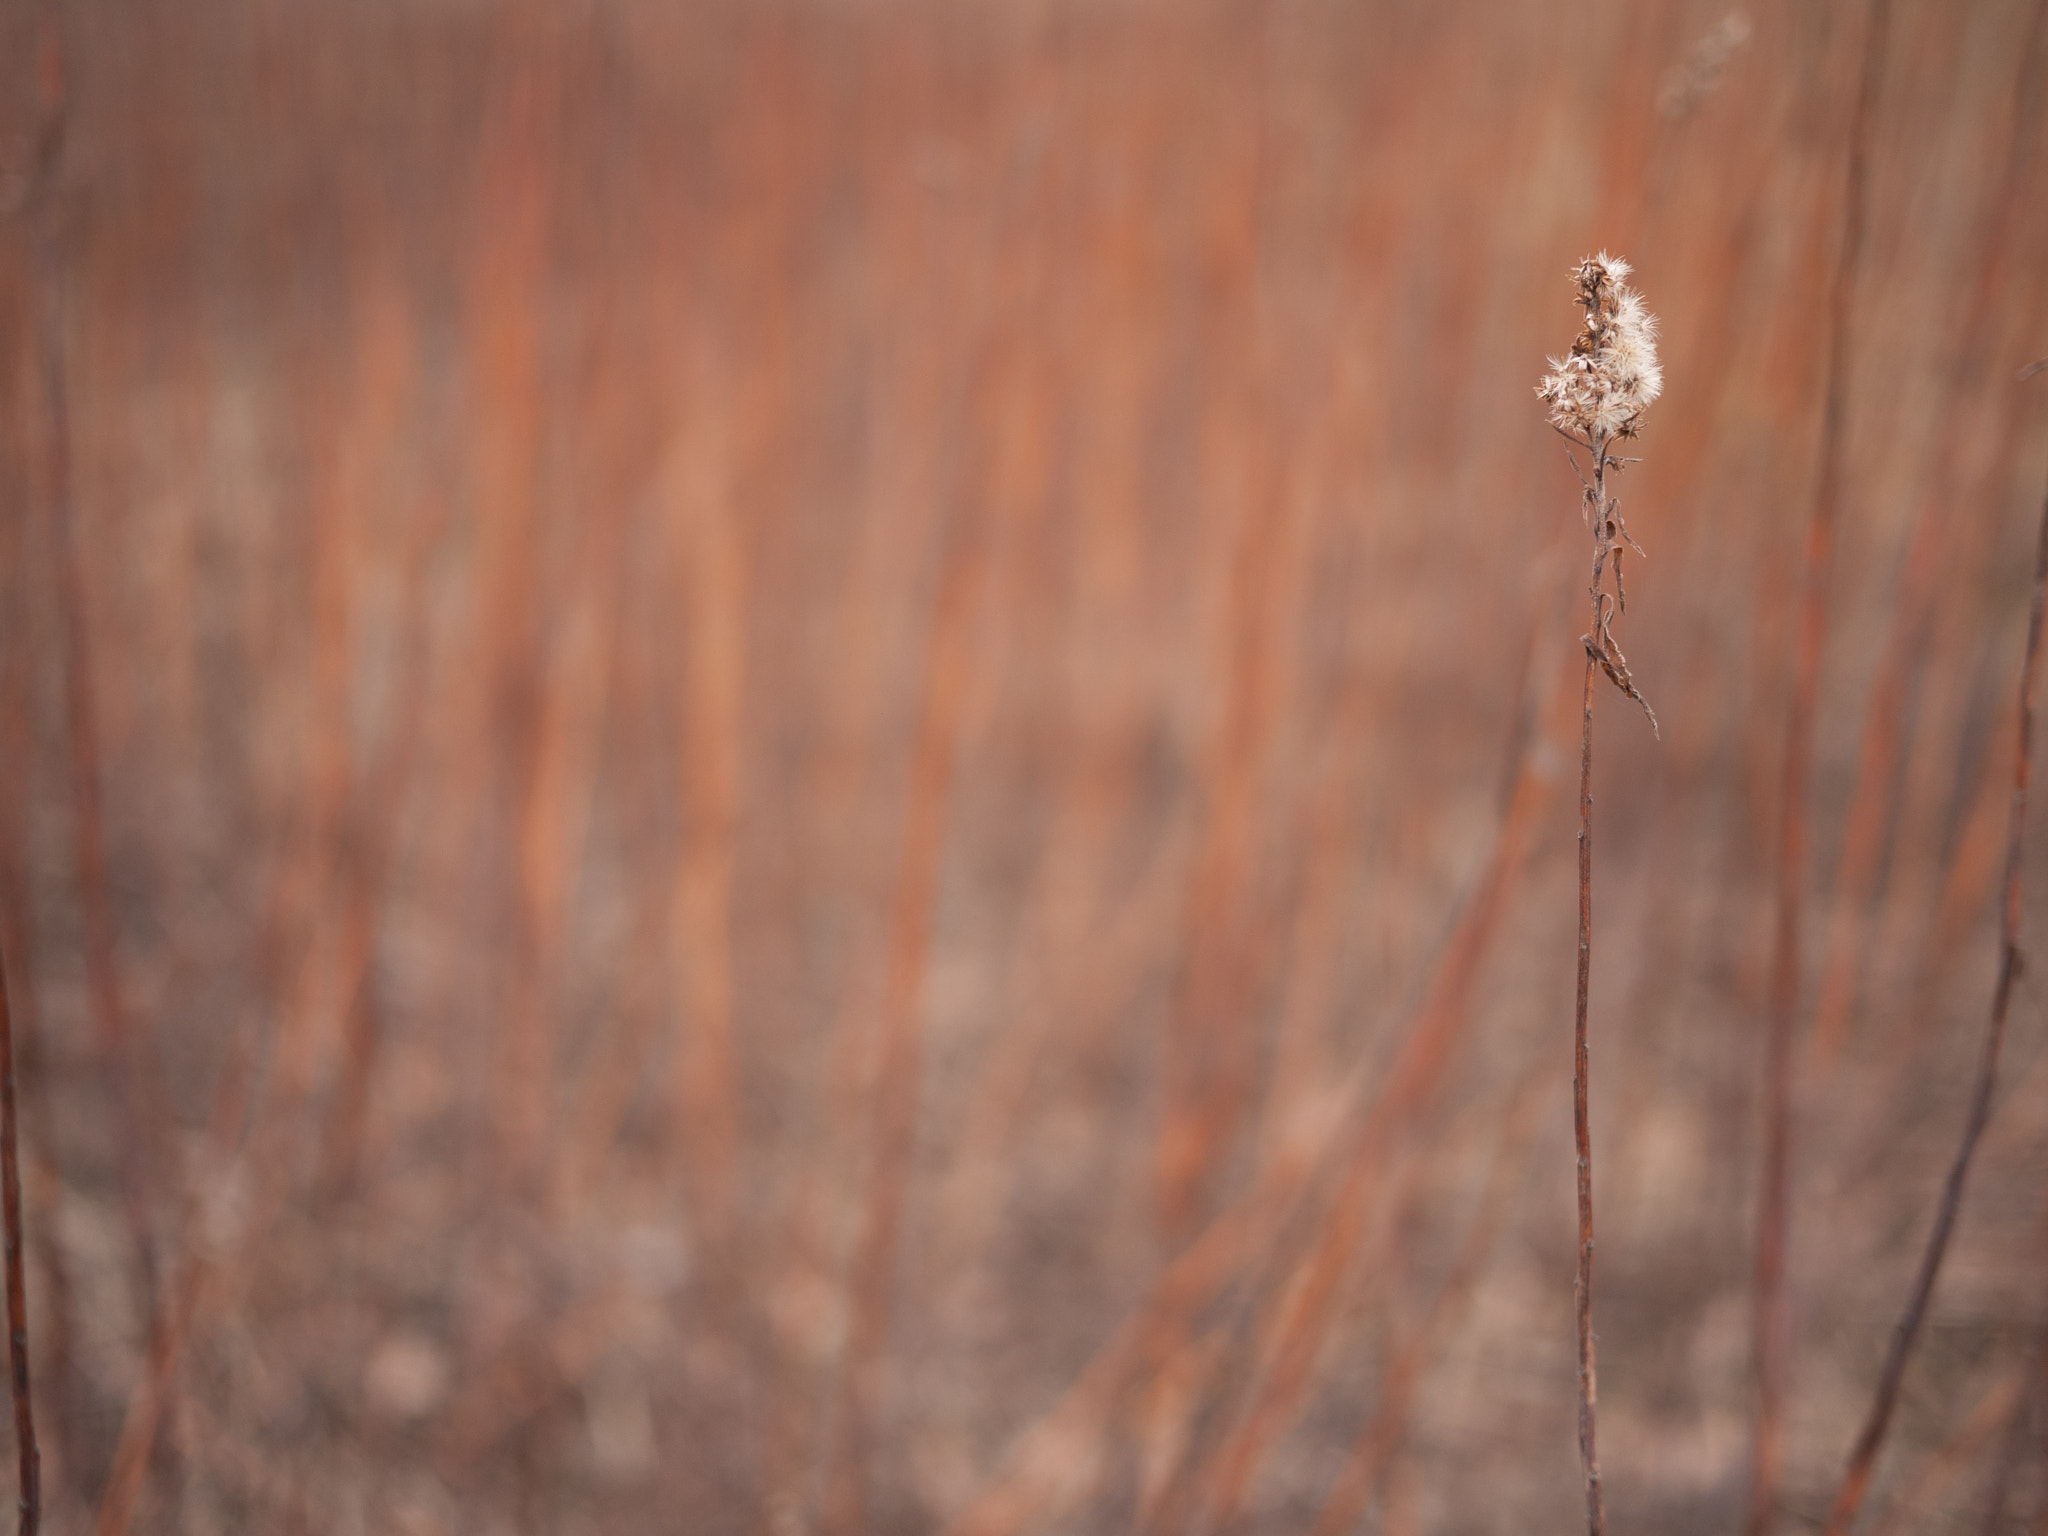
[{"x1": 1538, "y1": 253, "x2": 1662, "y2": 442}]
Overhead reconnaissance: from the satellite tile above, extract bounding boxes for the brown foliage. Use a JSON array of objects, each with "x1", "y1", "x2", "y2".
[{"x1": 0, "y1": 1, "x2": 2044, "y2": 1532}]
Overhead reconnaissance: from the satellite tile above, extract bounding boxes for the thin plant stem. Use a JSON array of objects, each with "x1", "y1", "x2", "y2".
[
  {"x1": 1573, "y1": 434, "x2": 1615, "y2": 1536},
  {"x1": 1543, "y1": 250, "x2": 1659, "y2": 1536},
  {"x1": 1819, "y1": 450, "x2": 2048, "y2": 1536},
  {"x1": 0, "y1": 946, "x2": 38, "y2": 1536}
]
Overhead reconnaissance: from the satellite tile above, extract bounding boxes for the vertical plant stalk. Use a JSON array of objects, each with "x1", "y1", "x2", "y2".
[
  {"x1": 1568, "y1": 430, "x2": 1657, "y2": 1536},
  {"x1": 0, "y1": 949, "x2": 38, "y2": 1536},
  {"x1": 1569, "y1": 440, "x2": 1631, "y2": 1536},
  {"x1": 1819, "y1": 453, "x2": 2048, "y2": 1536},
  {"x1": 1748, "y1": 5, "x2": 1889, "y2": 1528},
  {"x1": 1540, "y1": 251, "x2": 1661, "y2": 1536},
  {"x1": 0, "y1": 0, "x2": 63, "y2": 1417},
  {"x1": 1573, "y1": 508, "x2": 1606, "y2": 1536}
]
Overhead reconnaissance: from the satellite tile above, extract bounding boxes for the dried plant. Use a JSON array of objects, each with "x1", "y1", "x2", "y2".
[
  {"x1": 1540, "y1": 254, "x2": 1664, "y2": 443},
  {"x1": 8, "y1": 7, "x2": 2048, "y2": 1533},
  {"x1": 0, "y1": 944, "x2": 35, "y2": 1536},
  {"x1": 1540, "y1": 255, "x2": 1662, "y2": 739},
  {"x1": 1540, "y1": 250, "x2": 1662, "y2": 1536}
]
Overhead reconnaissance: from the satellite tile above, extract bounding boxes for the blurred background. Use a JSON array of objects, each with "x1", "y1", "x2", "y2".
[{"x1": 0, "y1": 0, "x2": 2045, "y2": 1531}]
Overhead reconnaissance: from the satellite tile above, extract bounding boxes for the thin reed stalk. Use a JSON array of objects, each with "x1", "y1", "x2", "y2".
[
  {"x1": 1571, "y1": 526, "x2": 1605, "y2": 1536},
  {"x1": 1820, "y1": 443, "x2": 2048, "y2": 1536},
  {"x1": 0, "y1": 943, "x2": 38, "y2": 1536},
  {"x1": 1540, "y1": 250, "x2": 1662, "y2": 1536}
]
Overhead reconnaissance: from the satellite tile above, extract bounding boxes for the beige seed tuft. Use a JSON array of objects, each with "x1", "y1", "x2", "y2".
[{"x1": 1538, "y1": 253, "x2": 1662, "y2": 444}]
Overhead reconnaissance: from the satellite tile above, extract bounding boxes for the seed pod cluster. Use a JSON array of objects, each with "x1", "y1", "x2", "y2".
[{"x1": 1538, "y1": 253, "x2": 1662, "y2": 443}]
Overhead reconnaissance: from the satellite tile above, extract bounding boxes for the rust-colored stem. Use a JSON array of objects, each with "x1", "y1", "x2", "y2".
[
  {"x1": 0, "y1": 946, "x2": 39, "y2": 1536},
  {"x1": 1820, "y1": 452, "x2": 2048, "y2": 1536},
  {"x1": 1573, "y1": 437, "x2": 1612, "y2": 1536}
]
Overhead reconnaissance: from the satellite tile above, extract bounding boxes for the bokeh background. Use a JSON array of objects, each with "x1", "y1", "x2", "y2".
[{"x1": 1, "y1": 0, "x2": 2046, "y2": 1531}]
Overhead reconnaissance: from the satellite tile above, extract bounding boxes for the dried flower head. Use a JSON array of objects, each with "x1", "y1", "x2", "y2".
[{"x1": 1538, "y1": 253, "x2": 1662, "y2": 443}]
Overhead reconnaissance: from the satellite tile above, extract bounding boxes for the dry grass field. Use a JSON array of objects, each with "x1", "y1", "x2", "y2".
[{"x1": 1, "y1": 0, "x2": 2046, "y2": 1531}]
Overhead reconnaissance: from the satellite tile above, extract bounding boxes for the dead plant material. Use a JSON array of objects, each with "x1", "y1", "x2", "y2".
[
  {"x1": 0, "y1": 937, "x2": 38, "y2": 1536},
  {"x1": 1541, "y1": 249, "x2": 1663, "y2": 1536}
]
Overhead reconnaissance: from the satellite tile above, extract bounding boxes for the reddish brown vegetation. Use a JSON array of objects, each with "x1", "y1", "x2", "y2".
[{"x1": 0, "y1": 1, "x2": 2046, "y2": 1533}]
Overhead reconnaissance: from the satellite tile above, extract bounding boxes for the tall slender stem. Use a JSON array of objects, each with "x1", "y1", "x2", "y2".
[
  {"x1": 1574, "y1": 436, "x2": 1612, "y2": 1536},
  {"x1": 0, "y1": 938, "x2": 39, "y2": 1535}
]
